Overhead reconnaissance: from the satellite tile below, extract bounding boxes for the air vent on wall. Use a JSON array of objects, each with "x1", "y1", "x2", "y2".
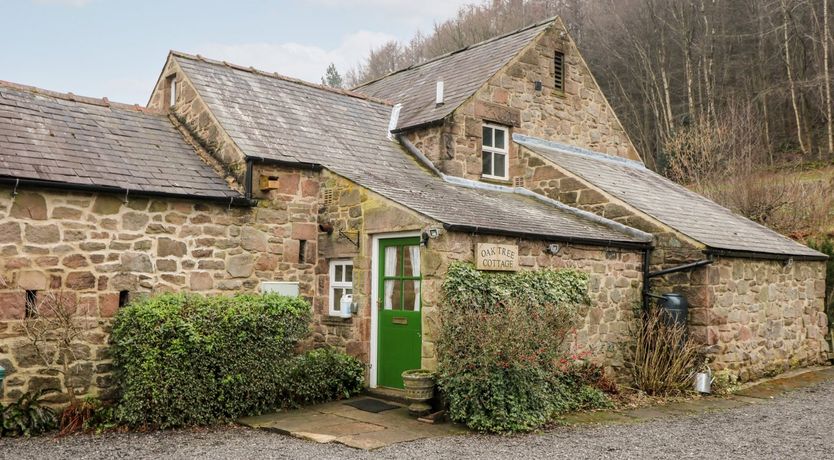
[
  {"x1": 554, "y1": 51, "x2": 565, "y2": 93},
  {"x1": 322, "y1": 189, "x2": 335, "y2": 206}
]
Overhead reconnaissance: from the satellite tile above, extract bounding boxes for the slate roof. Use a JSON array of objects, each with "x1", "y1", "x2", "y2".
[
  {"x1": 353, "y1": 19, "x2": 552, "y2": 131},
  {"x1": 173, "y1": 52, "x2": 650, "y2": 246},
  {"x1": 515, "y1": 135, "x2": 825, "y2": 259},
  {"x1": 0, "y1": 81, "x2": 240, "y2": 200}
]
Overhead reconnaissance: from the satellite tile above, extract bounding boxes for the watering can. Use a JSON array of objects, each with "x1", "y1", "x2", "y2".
[{"x1": 694, "y1": 365, "x2": 715, "y2": 394}]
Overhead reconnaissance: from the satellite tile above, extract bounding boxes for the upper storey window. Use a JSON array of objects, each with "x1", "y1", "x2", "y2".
[
  {"x1": 166, "y1": 74, "x2": 177, "y2": 107},
  {"x1": 554, "y1": 51, "x2": 565, "y2": 93},
  {"x1": 482, "y1": 124, "x2": 509, "y2": 180}
]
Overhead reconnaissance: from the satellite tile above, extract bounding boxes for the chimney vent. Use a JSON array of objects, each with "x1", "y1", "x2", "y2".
[
  {"x1": 436, "y1": 81, "x2": 445, "y2": 106},
  {"x1": 387, "y1": 103, "x2": 402, "y2": 140}
]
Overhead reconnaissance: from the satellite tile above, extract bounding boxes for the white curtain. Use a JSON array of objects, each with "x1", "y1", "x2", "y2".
[
  {"x1": 384, "y1": 246, "x2": 397, "y2": 309},
  {"x1": 409, "y1": 245, "x2": 421, "y2": 311}
]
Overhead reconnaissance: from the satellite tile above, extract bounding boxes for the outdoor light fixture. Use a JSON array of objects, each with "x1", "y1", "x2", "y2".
[
  {"x1": 783, "y1": 257, "x2": 794, "y2": 269},
  {"x1": 545, "y1": 243, "x2": 561, "y2": 255},
  {"x1": 421, "y1": 228, "x2": 441, "y2": 247},
  {"x1": 319, "y1": 222, "x2": 334, "y2": 234}
]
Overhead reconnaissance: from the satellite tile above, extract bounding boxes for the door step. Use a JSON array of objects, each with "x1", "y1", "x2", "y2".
[{"x1": 365, "y1": 387, "x2": 409, "y2": 405}]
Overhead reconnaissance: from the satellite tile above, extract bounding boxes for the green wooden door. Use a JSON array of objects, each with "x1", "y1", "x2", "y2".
[{"x1": 377, "y1": 237, "x2": 422, "y2": 389}]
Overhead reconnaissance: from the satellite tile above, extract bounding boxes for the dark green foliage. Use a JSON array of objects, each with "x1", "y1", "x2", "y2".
[
  {"x1": 551, "y1": 363, "x2": 615, "y2": 414},
  {"x1": 110, "y1": 293, "x2": 312, "y2": 428},
  {"x1": 321, "y1": 63, "x2": 343, "y2": 88},
  {"x1": 807, "y1": 237, "x2": 834, "y2": 329},
  {"x1": 0, "y1": 390, "x2": 58, "y2": 437},
  {"x1": 285, "y1": 348, "x2": 365, "y2": 405},
  {"x1": 438, "y1": 263, "x2": 608, "y2": 433}
]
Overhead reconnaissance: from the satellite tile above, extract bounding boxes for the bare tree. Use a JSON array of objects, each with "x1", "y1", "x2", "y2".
[
  {"x1": 22, "y1": 291, "x2": 91, "y2": 402},
  {"x1": 780, "y1": 0, "x2": 809, "y2": 155},
  {"x1": 824, "y1": 0, "x2": 833, "y2": 155}
]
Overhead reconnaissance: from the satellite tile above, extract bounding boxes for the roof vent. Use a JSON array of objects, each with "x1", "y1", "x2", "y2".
[
  {"x1": 387, "y1": 103, "x2": 402, "y2": 140},
  {"x1": 435, "y1": 81, "x2": 444, "y2": 107}
]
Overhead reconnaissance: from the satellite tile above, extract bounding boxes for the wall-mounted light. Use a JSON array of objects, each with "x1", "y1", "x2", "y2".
[
  {"x1": 319, "y1": 222, "x2": 334, "y2": 234},
  {"x1": 534, "y1": 80, "x2": 543, "y2": 92},
  {"x1": 421, "y1": 228, "x2": 442, "y2": 247},
  {"x1": 545, "y1": 243, "x2": 561, "y2": 255},
  {"x1": 783, "y1": 257, "x2": 794, "y2": 269}
]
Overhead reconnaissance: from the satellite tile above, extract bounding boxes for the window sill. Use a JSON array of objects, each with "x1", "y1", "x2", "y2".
[
  {"x1": 323, "y1": 315, "x2": 353, "y2": 325},
  {"x1": 480, "y1": 175, "x2": 512, "y2": 185}
]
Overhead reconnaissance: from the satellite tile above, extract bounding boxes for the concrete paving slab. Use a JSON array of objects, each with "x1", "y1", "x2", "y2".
[
  {"x1": 336, "y1": 427, "x2": 433, "y2": 450},
  {"x1": 241, "y1": 397, "x2": 465, "y2": 450},
  {"x1": 315, "y1": 421, "x2": 386, "y2": 437}
]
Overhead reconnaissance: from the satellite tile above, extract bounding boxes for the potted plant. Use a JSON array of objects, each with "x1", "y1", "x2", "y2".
[{"x1": 401, "y1": 369, "x2": 436, "y2": 416}]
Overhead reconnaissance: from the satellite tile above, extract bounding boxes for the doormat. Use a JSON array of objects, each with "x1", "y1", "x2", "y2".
[{"x1": 344, "y1": 398, "x2": 400, "y2": 413}]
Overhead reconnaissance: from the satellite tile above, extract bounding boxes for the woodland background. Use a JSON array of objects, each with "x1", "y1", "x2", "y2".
[{"x1": 324, "y1": 0, "x2": 834, "y2": 245}]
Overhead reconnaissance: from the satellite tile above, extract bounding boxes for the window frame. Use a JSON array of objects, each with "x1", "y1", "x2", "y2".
[
  {"x1": 328, "y1": 259, "x2": 354, "y2": 317},
  {"x1": 481, "y1": 123, "x2": 510, "y2": 181},
  {"x1": 167, "y1": 75, "x2": 177, "y2": 107}
]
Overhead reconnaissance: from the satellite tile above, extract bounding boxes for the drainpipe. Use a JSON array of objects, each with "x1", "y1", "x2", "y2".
[
  {"x1": 244, "y1": 157, "x2": 255, "y2": 200},
  {"x1": 642, "y1": 255, "x2": 714, "y2": 311},
  {"x1": 641, "y1": 247, "x2": 653, "y2": 312}
]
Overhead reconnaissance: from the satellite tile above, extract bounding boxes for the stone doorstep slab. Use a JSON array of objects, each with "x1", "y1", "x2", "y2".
[{"x1": 240, "y1": 399, "x2": 467, "y2": 450}]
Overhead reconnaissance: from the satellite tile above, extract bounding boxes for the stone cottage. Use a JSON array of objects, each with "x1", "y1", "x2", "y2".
[{"x1": 0, "y1": 16, "x2": 826, "y2": 402}]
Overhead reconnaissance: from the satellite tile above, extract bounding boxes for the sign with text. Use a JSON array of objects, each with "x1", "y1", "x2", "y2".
[{"x1": 475, "y1": 243, "x2": 519, "y2": 271}]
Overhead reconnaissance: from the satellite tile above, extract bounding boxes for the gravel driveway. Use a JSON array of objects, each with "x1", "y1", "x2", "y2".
[{"x1": 3, "y1": 378, "x2": 834, "y2": 460}]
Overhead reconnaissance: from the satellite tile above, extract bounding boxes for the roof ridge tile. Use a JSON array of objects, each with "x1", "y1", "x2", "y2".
[
  {"x1": 353, "y1": 16, "x2": 557, "y2": 90},
  {"x1": 0, "y1": 80, "x2": 166, "y2": 115},
  {"x1": 170, "y1": 50, "x2": 394, "y2": 106}
]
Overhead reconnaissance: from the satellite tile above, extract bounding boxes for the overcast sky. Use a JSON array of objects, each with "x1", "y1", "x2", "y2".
[{"x1": 1, "y1": 0, "x2": 474, "y2": 104}]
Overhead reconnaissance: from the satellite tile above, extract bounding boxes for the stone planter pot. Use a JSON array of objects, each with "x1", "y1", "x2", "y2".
[{"x1": 401, "y1": 369, "x2": 435, "y2": 416}]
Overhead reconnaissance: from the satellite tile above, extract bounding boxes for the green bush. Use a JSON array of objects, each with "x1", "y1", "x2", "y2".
[
  {"x1": 0, "y1": 390, "x2": 58, "y2": 437},
  {"x1": 437, "y1": 263, "x2": 604, "y2": 433},
  {"x1": 286, "y1": 348, "x2": 365, "y2": 405},
  {"x1": 111, "y1": 293, "x2": 312, "y2": 428},
  {"x1": 550, "y1": 363, "x2": 615, "y2": 414}
]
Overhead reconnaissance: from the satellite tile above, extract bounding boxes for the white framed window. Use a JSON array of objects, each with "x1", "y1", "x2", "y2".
[
  {"x1": 329, "y1": 260, "x2": 354, "y2": 316},
  {"x1": 167, "y1": 75, "x2": 177, "y2": 107},
  {"x1": 482, "y1": 123, "x2": 509, "y2": 180}
]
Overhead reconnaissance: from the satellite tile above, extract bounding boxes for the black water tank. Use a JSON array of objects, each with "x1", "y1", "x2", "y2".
[{"x1": 658, "y1": 293, "x2": 689, "y2": 327}]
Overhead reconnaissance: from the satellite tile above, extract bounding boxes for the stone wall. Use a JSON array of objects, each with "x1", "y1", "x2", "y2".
[
  {"x1": 314, "y1": 171, "x2": 432, "y2": 367},
  {"x1": 405, "y1": 19, "x2": 639, "y2": 183},
  {"x1": 692, "y1": 258, "x2": 829, "y2": 380},
  {"x1": 420, "y1": 232, "x2": 644, "y2": 372},
  {"x1": 0, "y1": 165, "x2": 319, "y2": 403}
]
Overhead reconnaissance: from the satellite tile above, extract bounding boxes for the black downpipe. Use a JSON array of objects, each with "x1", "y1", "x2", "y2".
[
  {"x1": 641, "y1": 247, "x2": 652, "y2": 312},
  {"x1": 244, "y1": 157, "x2": 254, "y2": 200}
]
